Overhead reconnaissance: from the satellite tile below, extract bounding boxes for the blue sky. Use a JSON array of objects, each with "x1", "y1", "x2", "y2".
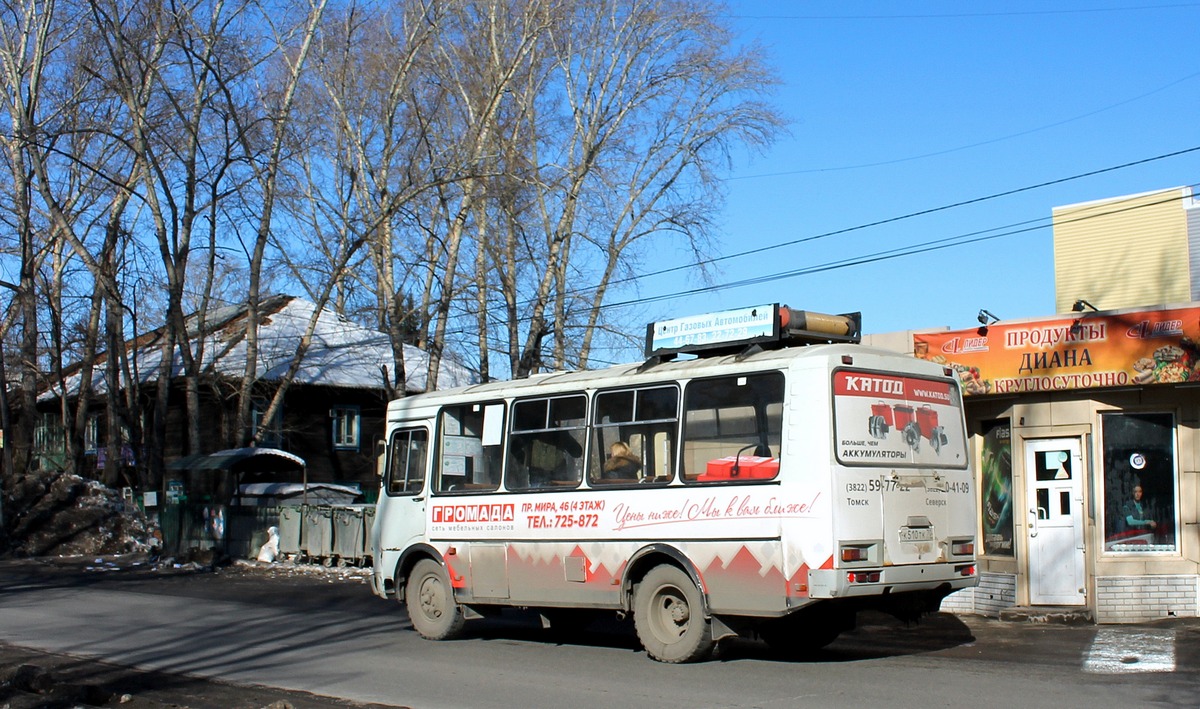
[{"x1": 623, "y1": 1, "x2": 1200, "y2": 337}]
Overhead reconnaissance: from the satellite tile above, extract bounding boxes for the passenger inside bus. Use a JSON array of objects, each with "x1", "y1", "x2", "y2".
[{"x1": 602, "y1": 441, "x2": 643, "y2": 482}]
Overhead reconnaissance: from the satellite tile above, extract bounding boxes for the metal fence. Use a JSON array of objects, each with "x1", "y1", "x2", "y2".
[{"x1": 161, "y1": 502, "x2": 375, "y2": 566}]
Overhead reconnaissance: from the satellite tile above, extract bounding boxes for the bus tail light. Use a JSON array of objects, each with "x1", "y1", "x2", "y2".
[
  {"x1": 840, "y1": 542, "x2": 878, "y2": 564},
  {"x1": 951, "y1": 540, "x2": 975, "y2": 557},
  {"x1": 841, "y1": 547, "x2": 868, "y2": 562},
  {"x1": 956, "y1": 564, "x2": 976, "y2": 577},
  {"x1": 847, "y1": 571, "x2": 880, "y2": 584}
]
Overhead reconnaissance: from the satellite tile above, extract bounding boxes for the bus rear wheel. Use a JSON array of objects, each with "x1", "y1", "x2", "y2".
[
  {"x1": 633, "y1": 565, "x2": 714, "y2": 663},
  {"x1": 405, "y1": 559, "x2": 466, "y2": 640}
]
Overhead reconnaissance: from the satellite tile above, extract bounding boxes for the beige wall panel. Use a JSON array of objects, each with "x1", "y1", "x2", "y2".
[
  {"x1": 1054, "y1": 188, "x2": 1190, "y2": 313},
  {"x1": 1047, "y1": 398, "x2": 1095, "y2": 426},
  {"x1": 1013, "y1": 403, "x2": 1053, "y2": 429}
]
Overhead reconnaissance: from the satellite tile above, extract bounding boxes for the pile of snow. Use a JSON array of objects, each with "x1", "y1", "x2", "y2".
[{"x1": 2, "y1": 471, "x2": 158, "y2": 558}]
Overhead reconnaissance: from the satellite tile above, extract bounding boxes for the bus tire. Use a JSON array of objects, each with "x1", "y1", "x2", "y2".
[
  {"x1": 633, "y1": 565, "x2": 714, "y2": 663},
  {"x1": 405, "y1": 559, "x2": 466, "y2": 640}
]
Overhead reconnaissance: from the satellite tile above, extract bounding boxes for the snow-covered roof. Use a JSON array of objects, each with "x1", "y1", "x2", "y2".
[
  {"x1": 239, "y1": 482, "x2": 361, "y2": 496},
  {"x1": 165, "y1": 446, "x2": 306, "y2": 471},
  {"x1": 44, "y1": 296, "x2": 476, "y2": 400}
]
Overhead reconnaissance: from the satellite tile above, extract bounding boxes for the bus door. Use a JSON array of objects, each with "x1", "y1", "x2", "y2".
[{"x1": 380, "y1": 426, "x2": 431, "y2": 556}]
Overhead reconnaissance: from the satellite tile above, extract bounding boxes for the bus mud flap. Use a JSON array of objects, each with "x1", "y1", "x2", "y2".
[
  {"x1": 711, "y1": 615, "x2": 738, "y2": 643},
  {"x1": 461, "y1": 604, "x2": 486, "y2": 620}
]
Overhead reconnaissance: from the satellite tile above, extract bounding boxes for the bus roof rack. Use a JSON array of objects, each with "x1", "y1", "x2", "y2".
[{"x1": 643, "y1": 304, "x2": 861, "y2": 362}]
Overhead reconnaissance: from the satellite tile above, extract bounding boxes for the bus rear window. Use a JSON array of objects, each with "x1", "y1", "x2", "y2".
[{"x1": 681, "y1": 373, "x2": 783, "y2": 483}]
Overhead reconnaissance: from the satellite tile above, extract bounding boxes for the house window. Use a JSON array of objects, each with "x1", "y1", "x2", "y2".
[
  {"x1": 84, "y1": 414, "x2": 102, "y2": 453},
  {"x1": 33, "y1": 413, "x2": 67, "y2": 471},
  {"x1": 252, "y1": 402, "x2": 283, "y2": 448},
  {"x1": 332, "y1": 406, "x2": 361, "y2": 450},
  {"x1": 1102, "y1": 412, "x2": 1178, "y2": 553},
  {"x1": 34, "y1": 413, "x2": 64, "y2": 452}
]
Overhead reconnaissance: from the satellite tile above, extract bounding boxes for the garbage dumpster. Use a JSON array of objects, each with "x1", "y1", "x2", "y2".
[
  {"x1": 302, "y1": 505, "x2": 334, "y2": 563},
  {"x1": 332, "y1": 506, "x2": 366, "y2": 565},
  {"x1": 278, "y1": 506, "x2": 302, "y2": 560},
  {"x1": 362, "y1": 506, "x2": 376, "y2": 567}
]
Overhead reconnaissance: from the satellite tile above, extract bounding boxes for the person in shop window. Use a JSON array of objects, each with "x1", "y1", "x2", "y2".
[{"x1": 1122, "y1": 484, "x2": 1157, "y2": 533}]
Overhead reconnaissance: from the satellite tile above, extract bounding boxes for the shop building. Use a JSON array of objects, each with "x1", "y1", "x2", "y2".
[
  {"x1": 1053, "y1": 185, "x2": 1200, "y2": 313},
  {"x1": 915, "y1": 303, "x2": 1200, "y2": 622}
]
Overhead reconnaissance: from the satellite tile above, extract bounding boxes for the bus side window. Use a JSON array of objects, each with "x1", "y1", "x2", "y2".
[
  {"x1": 682, "y1": 372, "x2": 784, "y2": 482},
  {"x1": 436, "y1": 403, "x2": 504, "y2": 493},
  {"x1": 590, "y1": 385, "x2": 678, "y2": 485},
  {"x1": 387, "y1": 428, "x2": 428, "y2": 496},
  {"x1": 508, "y1": 395, "x2": 586, "y2": 490}
]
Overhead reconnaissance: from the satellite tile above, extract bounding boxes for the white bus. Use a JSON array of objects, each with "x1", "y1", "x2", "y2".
[{"x1": 370, "y1": 304, "x2": 977, "y2": 662}]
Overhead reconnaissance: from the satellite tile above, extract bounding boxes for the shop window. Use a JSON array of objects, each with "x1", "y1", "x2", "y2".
[
  {"x1": 331, "y1": 406, "x2": 361, "y2": 450},
  {"x1": 1102, "y1": 412, "x2": 1177, "y2": 553},
  {"x1": 386, "y1": 428, "x2": 428, "y2": 496},
  {"x1": 980, "y1": 419, "x2": 1013, "y2": 556},
  {"x1": 681, "y1": 372, "x2": 783, "y2": 482}
]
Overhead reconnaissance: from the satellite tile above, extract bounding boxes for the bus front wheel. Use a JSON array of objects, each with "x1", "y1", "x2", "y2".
[
  {"x1": 405, "y1": 559, "x2": 466, "y2": 640},
  {"x1": 633, "y1": 565, "x2": 715, "y2": 663}
]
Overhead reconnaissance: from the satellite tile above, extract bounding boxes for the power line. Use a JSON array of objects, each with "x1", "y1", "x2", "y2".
[
  {"x1": 725, "y1": 70, "x2": 1200, "y2": 178},
  {"x1": 583, "y1": 144, "x2": 1200, "y2": 302},
  {"x1": 730, "y1": 4, "x2": 1200, "y2": 20},
  {"x1": 438, "y1": 147, "x2": 1200, "y2": 339},
  {"x1": 594, "y1": 184, "x2": 1200, "y2": 314}
]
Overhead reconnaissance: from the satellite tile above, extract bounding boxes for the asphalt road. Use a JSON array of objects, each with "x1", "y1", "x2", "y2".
[{"x1": 1, "y1": 557, "x2": 1198, "y2": 709}]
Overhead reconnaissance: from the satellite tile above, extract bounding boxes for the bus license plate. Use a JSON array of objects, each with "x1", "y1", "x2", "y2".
[{"x1": 899, "y1": 526, "x2": 933, "y2": 542}]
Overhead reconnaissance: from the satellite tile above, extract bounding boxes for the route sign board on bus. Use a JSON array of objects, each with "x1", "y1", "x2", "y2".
[{"x1": 645, "y1": 304, "x2": 778, "y2": 357}]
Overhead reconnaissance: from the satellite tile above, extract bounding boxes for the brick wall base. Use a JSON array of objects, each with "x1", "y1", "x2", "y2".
[
  {"x1": 1094, "y1": 575, "x2": 1199, "y2": 623},
  {"x1": 941, "y1": 572, "x2": 1016, "y2": 617}
]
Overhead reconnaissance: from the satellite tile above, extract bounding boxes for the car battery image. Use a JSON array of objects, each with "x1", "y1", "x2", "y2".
[
  {"x1": 892, "y1": 404, "x2": 922, "y2": 451},
  {"x1": 916, "y1": 405, "x2": 950, "y2": 454},
  {"x1": 868, "y1": 401, "x2": 894, "y2": 439}
]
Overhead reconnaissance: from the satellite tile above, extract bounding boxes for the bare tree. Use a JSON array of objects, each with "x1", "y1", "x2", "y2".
[
  {"x1": 0, "y1": 0, "x2": 68, "y2": 478},
  {"x1": 518, "y1": 0, "x2": 782, "y2": 375},
  {"x1": 224, "y1": 0, "x2": 328, "y2": 447},
  {"x1": 297, "y1": 0, "x2": 442, "y2": 398},
  {"x1": 418, "y1": 0, "x2": 554, "y2": 386},
  {"x1": 0, "y1": 0, "x2": 786, "y2": 505}
]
